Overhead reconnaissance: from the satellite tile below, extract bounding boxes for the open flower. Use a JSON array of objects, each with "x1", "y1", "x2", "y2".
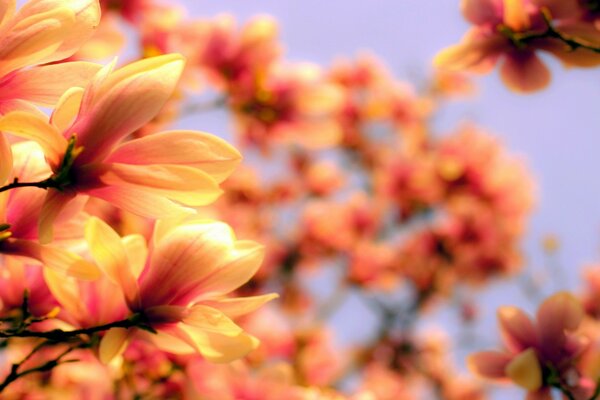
[
  {"x1": 0, "y1": 0, "x2": 102, "y2": 113},
  {"x1": 435, "y1": 0, "x2": 600, "y2": 92},
  {"x1": 0, "y1": 54, "x2": 242, "y2": 242},
  {"x1": 47, "y1": 216, "x2": 277, "y2": 364},
  {"x1": 468, "y1": 292, "x2": 591, "y2": 399}
]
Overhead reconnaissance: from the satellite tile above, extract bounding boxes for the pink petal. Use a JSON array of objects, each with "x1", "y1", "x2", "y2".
[
  {"x1": 497, "y1": 306, "x2": 538, "y2": 352},
  {"x1": 467, "y1": 351, "x2": 512, "y2": 378},
  {"x1": 0, "y1": 61, "x2": 101, "y2": 107},
  {"x1": 461, "y1": 0, "x2": 503, "y2": 25},
  {"x1": 500, "y1": 51, "x2": 551, "y2": 93}
]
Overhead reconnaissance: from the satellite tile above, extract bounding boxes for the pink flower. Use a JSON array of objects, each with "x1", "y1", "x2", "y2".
[
  {"x1": 435, "y1": 0, "x2": 600, "y2": 92},
  {"x1": 468, "y1": 292, "x2": 590, "y2": 399},
  {"x1": 0, "y1": 54, "x2": 242, "y2": 242},
  {"x1": 48, "y1": 216, "x2": 277, "y2": 364}
]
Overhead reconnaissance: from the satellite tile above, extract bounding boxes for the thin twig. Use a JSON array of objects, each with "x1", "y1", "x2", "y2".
[{"x1": 0, "y1": 177, "x2": 57, "y2": 194}]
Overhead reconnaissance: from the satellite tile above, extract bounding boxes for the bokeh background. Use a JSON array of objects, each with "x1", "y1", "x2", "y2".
[
  {"x1": 103, "y1": 1, "x2": 600, "y2": 397},
  {"x1": 171, "y1": 2, "x2": 600, "y2": 397}
]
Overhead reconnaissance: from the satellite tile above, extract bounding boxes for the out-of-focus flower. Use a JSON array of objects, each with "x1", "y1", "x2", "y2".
[
  {"x1": 0, "y1": 54, "x2": 242, "y2": 242},
  {"x1": 468, "y1": 292, "x2": 590, "y2": 398},
  {"x1": 299, "y1": 192, "x2": 381, "y2": 257},
  {"x1": 435, "y1": 0, "x2": 600, "y2": 92},
  {"x1": 229, "y1": 63, "x2": 343, "y2": 151},
  {"x1": 193, "y1": 14, "x2": 281, "y2": 91}
]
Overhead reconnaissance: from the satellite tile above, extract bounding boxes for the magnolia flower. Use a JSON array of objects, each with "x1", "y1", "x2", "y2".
[
  {"x1": 468, "y1": 292, "x2": 591, "y2": 399},
  {"x1": 46, "y1": 217, "x2": 277, "y2": 364},
  {"x1": 435, "y1": 0, "x2": 600, "y2": 92},
  {"x1": 229, "y1": 63, "x2": 344, "y2": 150},
  {"x1": 0, "y1": 54, "x2": 242, "y2": 242},
  {"x1": 0, "y1": 0, "x2": 102, "y2": 113}
]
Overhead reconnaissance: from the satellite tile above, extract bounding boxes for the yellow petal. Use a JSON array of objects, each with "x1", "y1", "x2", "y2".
[
  {"x1": 38, "y1": 189, "x2": 75, "y2": 244},
  {"x1": 15, "y1": 0, "x2": 101, "y2": 62},
  {"x1": 122, "y1": 234, "x2": 147, "y2": 280},
  {"x1": 0, "y1": 0, "x2": 15, "y2": 30},
  {"x1": 106, "y1": 130, "x2": 242, "y2": 183},
  {"x1": 100, "y1": 163, "x2": 223, "y2": 206},
  {"x1": 37, "y1": 243, "x2": 100, "y2": 280},
  {"x1": 84, "y1": 217, "x2": 139, "y2": 306},
  {"x1": 43, "y1": 268, "x2": 86, "y2": 320},
  {"x1": 197, "y1": 241, "x2": 265, "y2": 298},
  {"x1": 0, "y1": 7, "x2": 75, "y2": 76},
  {"x1": 99, "y1": 328, "x2": 129, "y2": 364},
  {"x1": 201, "y1": 293, "x2": 279, "y2": 319},
  {"x1": 50, "y1": 86, "x2": 84, "y2": 132},
  {"x1": 0, "y1": 111, "x2": 66, "y2": 170},
  {"x1": 86, "y1": 185, "x2": 195, "y2": 219},
  {"x1": 505, "y1": 348, "x2": 542, "y2": 391},
  {"x1": 3, "y1": 61, "x2": 101, "y2": 107},
  {"x1": 73, "y1": 54, "x2": 186, "y2": 163}
]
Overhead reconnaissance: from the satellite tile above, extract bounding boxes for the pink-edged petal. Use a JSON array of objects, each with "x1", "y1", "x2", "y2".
[
  {"x1": 0, "y1": 111, "x2": 67, "y2": 170},
  {"x1": 497, "y1": 306, "x2": 538, "y2": 352},
  {"x1": 536, "y1": 292, "x2": 583, "y2": 348},
  {"x1": 461, "y1": 0, "x2": 502, "y2": 25},
  {"x1": 193, "y1": 241, "x2": 265, "y2": 299},
  {"x1": 84, "y1": 217, "x2": 139, "y2": 307},
  {"x1": 467, "y1": 351, "x2": 512, "y2": 378},
  {"x1": 0, "y1": 133, "x2": 12, "y2": 184},
  {"x1": 139, "y1": 222, "x2": 239, "y2": 307},
  {"x1": 505, "y1": 348, "x2": 542, "y2": 390},
  {"x1": 38, "y1": 189, "x2": 75, "y2": 244},
  {"x1": 85, "y1": 185, "x2": 195, "y2": 219},
  {"x1": 0, "y1": 62, "x2": 101, "y2": 106},
  {"x1": 500, "y1": 51, "x2": 551, "y2": 93},
  {"x1": 99, "y1": 163, "x2": 223, "y2": 207},
  {"x1": 105, "y1": 130, "x2": 242, "y2": 183},
  {"x1": 73, "y1": 54, "x2": 185, "y2": 164},
  {"x1": 99, "y1": 328, "x2": 129, "y2": 364},
  {"x1": 200, "y1": 293, "x2": 279, "y2": 319}
]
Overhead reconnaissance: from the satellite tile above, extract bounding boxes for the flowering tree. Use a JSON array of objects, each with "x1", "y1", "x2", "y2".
[{"x1": 0, "y1": 0, "x2": 598, "y2": 399}]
